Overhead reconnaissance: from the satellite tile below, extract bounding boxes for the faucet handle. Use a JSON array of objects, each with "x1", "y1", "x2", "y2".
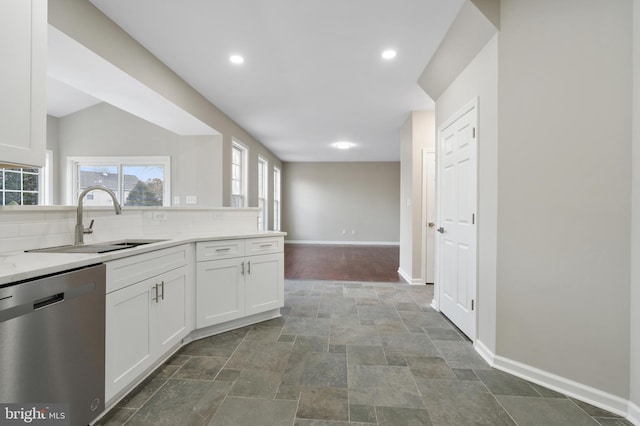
[{"x1": 84, "y1": 219, "x2": 95, "y2": 235}]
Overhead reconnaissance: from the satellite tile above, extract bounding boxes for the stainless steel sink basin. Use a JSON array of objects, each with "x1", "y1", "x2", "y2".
[{"x1": 26, "y1": 239, "x2": 167, "y2": 254}]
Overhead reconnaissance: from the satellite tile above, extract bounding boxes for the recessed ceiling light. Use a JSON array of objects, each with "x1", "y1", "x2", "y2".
[
  {"x1": 382, "y1": 49, "x2": 397, "y2": 60},
  {"x1": 229, "y1": 55, "x2": 244, "y2": 64},
  {"x1": 333, "y1": 141, "x2": 355, "y2": 150}
]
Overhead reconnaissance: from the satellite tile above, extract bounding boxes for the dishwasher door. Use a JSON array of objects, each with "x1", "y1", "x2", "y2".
[{"x1": 0, "y1": 264, "x2": 106, "y2": 426}]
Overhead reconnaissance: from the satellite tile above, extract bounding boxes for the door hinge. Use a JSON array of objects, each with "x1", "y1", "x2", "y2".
[
  {"x1": 471, "y1": 300, "x2": 475, "y2": 311},
  {"x1": 472, "y1": 127, "x2": 476, "y2": 138}
]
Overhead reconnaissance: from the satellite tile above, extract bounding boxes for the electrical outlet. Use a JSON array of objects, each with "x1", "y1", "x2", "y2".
[
  {"x1": 152, "y1": 211, "x2": 168, "y2": 221},
  {"x1": 173, "y1": 196, "x2": 181, "y2": 205},
  {"x1": 186, "y1": 195, "x2": 197, "y2": 205},
  {"x1": 341, "y1": 229, "x2": 346, "y2": 235},
  {"x1": 351, "y1": 229, "x2": 356, "y2": 235}
]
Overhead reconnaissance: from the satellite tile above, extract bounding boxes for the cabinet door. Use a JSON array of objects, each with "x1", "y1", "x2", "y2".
[
  {"x1": 0, "y1": 0, "x2": 46, "y2": 167},
  {"x1": 105, "y1": 278, "x2": 155, "y2": 402},
  {"x1": 154, "y1": 266, "x2": 189, "y2": 354},
  {"x1": 196, "y1": 258, "x2": 244, "y2": 327},
  {"x1": 245, "y1": 253, "x2": 284, "y2": 316}
]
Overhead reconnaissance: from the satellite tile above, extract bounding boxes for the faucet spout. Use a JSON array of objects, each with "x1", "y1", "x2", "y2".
[{"x1": 75, "y1": 185, "x2": 122, "y2": 245}]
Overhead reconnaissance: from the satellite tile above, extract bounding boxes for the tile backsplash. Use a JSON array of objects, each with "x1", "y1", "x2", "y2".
[{"x1": 0, "y1": 207, "x2": 260, "y2": 253}]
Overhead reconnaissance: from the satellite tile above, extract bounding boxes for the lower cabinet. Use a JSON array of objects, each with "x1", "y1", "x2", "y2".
[
  {"x1": 196, "y1": 237, "x2": 284, "y2": 329},
  {"x1": 105, "y1": 245, "x2": 192, "y2": 403}
]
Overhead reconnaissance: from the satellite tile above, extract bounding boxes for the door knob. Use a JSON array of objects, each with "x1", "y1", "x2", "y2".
[
  {"x1": 436, "y1": 227, "x2": 445, "y2": 233},
  {"x1": 428, "y1": 222, "x2": 435, "y2": 228}
]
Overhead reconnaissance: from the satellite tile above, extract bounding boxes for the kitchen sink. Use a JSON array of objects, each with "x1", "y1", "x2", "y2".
[{"x1": 26, "y1": 239, "x2": 167, "y2": 254}]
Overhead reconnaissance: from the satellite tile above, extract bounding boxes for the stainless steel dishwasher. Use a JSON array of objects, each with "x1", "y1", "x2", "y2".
[{"x1": 0, "y1": 264, "x2": 106, "y2": 426}]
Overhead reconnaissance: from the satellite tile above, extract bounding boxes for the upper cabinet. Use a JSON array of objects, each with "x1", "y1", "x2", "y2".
[{"x1": 0, "y1": 0, "x2": 47, "y2": 168}]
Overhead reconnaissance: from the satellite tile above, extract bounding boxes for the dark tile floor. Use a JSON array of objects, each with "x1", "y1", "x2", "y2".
[{"x1": 96, "y1": 280, "x2": 631, "y2": 426}]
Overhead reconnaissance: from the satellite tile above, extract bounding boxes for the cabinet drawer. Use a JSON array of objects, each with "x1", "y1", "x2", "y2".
[
  {"x1": 196, "y1": 240, "x2": 244, "y2": 262},
  {"x1": 107, "y1": 244, "x2": 191, "y2": 293},
  {"x1": 245, "y1": 237, "x2": 283, "y2": 255}
]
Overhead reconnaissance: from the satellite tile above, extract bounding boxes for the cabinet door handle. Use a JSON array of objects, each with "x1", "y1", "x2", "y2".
[
  {"x1": 216, "y1": 247, "x2": 231, "y2": 252},
  {"x1": 160, "y1": 281, "x2": 165, "y2": 300},
  {"x1": 152, "y1": 283, "x2": 159, "y2": 303},
  {"x1": 247, "y1": 261, "x2": 251, "y2": 275},
  {"x1": 241, "y1": 261, "x2": 245, "y2": 276}
]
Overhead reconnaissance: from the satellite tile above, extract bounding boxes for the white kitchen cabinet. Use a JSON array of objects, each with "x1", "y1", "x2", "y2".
[
  {"x1": 196, "y1": 237, "x2": 284, "y2": 329},
  {"x1": 196, "y1": 258, "x2": 244, "y2": 326},
  {"x1": 105, "y1": 245, "x2": 192, "y2": 403},
  {"x1": 0, "y1": 0, "x2": 46, "y2": 167},
  {"x1": 245, "y1": 253, "x2": 283, "y2": 316}
]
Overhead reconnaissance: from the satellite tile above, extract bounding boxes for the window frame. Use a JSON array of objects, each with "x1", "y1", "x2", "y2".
[
  {"x1": 67, "y1": 156, "x2": 171, "y2": 206},
  {"x1": 257, "y1": 156, "x2": 268, "y2": 230},
  {"x1": 273, "y1": 166, "x2": 281, "y2": 231},
  {"x1": 231, "y1": 141, "x2": 248, "y2": 208}
]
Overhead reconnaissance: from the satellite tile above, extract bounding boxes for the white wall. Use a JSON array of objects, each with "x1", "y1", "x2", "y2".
[
  {"x1": 630, "y1": 0, "x2": 640, "y2": 420},
  {"x1": 435, "y1": 34, "x2": 498, "y2": 355},
  {"x1": 281, "y1": 162, "x2": 400, "y2": 244},
  {"x1": 497, "y1": 0, "x2": 632, "y2": 399},
  {"x1": 399, "y1": 112, "x2": 435, "y2": 283},
  {"x1": 56, "y1": 103, "x2": 223, "y2": 206}
]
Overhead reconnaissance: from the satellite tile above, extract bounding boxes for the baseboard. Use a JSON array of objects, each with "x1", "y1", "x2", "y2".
[
  {"x1": 431, "y1": 297, "x2": 439, "y2": 311},
  {"x1": 474, "y1": 339, "x2": 495, "y2": 366},
  {"x1": 285, "y1": 240, "x2": 399, "y2": 246},
  {"x1": 628, "y1": 401, "x2": 640, "y2": 425},
  {"x1": 492, "y1": 354, "x2": 629, "y2": 418},
  {"x1": 397, "y1": 267, "x2": 423, "y2": 285}
]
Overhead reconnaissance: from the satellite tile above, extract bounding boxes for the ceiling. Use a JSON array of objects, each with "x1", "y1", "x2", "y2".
[{"x1": 55, "y1": 0, "x2": 464, "y2": 162}]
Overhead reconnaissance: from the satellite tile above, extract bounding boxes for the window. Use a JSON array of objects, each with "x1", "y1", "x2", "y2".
[
  {"x1": 258, "y1": 156, "x2": 268, "y2": 230},
  {"x1": 0, "y1": 150, "x2": 52, "y2": 206},
  {"x1": 68, "y1": 156, "x2": 170, "y2": 206},
  {"x1": 0, "y1": 167, "x2": 40, "y2": 205},
  {"x1": 231, "y1": 141, "x2": 247, "y2": 207},
  {"x1": 273, "y1": 166, "x2": 281, "y2": 231}
]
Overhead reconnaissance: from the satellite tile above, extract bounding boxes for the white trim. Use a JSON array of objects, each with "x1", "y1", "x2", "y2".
[
  {"x1": 284, "y1": 240, "x2": 399, "y2": 246},
  {"x1": 431, "y1": 298, "x2": 439, "y2": 311},
  {"x1": 473, "y1": 339, "x2": 495, "y2": 366},
  {"x1": 628, "y1": 401, "x2": 640, "y2": 425},
  {"x1": 397, "y1": 267, "x2": 424, "y2": 285},
  {"x1": 491, "y1": 353, "x2": 629, "y2": 418}
]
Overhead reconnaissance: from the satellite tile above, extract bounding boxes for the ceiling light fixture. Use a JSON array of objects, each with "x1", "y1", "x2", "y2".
[
  {"x1": 333, "y1": 141, "x2": 354, "y2": 150},
  {"x1": 229, "y1": 55, "x2": 244, "y2": 64},
  {"x1": 381, "y1": 49, "x2": 397, "y2": 60}
]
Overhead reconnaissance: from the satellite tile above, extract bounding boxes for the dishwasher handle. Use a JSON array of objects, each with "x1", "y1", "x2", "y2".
[{"x1": 34, "y1": 293, "x2": 64, "y2": 310}]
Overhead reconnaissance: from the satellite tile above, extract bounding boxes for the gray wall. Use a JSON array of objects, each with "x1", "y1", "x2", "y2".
[
  {"x1": 630, "y1": 0, "x2": 640, "y2": 415},
  {"x1": 56, "y1": 103, "x2": 223, "y2": 206},
  {"x1": 496, "y1": 0, "x2": 631, "y2": 398},
  {"x1": 435, "y1": 34, "x2": 498, "y2": 355},
  {"x1": 46, "y1": 115, "x2": 61, "y2": 205},
  {"x1": 49, "y1": 0, "x2": 282, "y2": 228},
  {"x1": 281, "y1": 162, "x2": 400, "y2": 244}
]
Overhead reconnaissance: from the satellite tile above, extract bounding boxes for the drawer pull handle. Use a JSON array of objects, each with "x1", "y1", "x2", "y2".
[
  {"x1": 216, "y1": 248, "x2": 231, "y2": 252},
  {"x1": 259, "y1": 244, "x2": 272, "y2": 248}
]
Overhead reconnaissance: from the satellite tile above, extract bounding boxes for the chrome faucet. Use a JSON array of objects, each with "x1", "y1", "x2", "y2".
[{"x1": 75, "y1": 185, "x2": 122, "y2": 245}]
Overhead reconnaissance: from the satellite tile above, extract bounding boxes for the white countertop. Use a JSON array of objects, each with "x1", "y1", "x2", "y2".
[{"x1": 0, "y1": 230, "x2": 285, "y2": 286}]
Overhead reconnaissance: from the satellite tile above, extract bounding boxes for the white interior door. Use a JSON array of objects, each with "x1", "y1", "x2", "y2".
[{"x1": 437, "y1": 99, "x2": 477, "y2": 340}]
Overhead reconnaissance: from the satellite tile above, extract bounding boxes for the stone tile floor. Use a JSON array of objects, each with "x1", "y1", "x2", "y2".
[{"x1": 96, "y1": 280, "x2": 632, "y2": 426}]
